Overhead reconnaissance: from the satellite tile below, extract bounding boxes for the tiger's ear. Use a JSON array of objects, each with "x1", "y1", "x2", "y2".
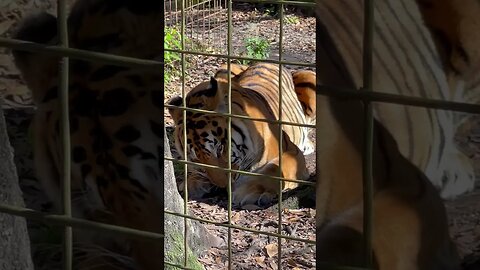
[
  {"x1": 183, "y1": 77, "x2": 231, "y2": 113},
  {"x1": 167, "y1": 95, "x2": 183, "y2": 123},
  {"x1": 215, "y1": 63, "x2": 248, "y2": 79},
  {"x1": 11, "y1": 12, "x2": 59, "y2": 105},
  {"x1": 208, "y1": 76, "x2": 228, "y2": 113},
  {"x1": 209, "y1": 75, "x2": 244, "y2": 113}
]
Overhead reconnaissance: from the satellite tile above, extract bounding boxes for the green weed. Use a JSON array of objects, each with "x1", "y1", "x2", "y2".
[
  {"x1": 242, "y1": 36, "x2": 271, "y2": 65},
  {"x1": 164, "y1": 27, "x2": 183, "y2": 85}
]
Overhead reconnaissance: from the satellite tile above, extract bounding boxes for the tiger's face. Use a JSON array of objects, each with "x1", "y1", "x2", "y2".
[{"x1": 168, "y1": 78, "x2": 251, "y2": 196}]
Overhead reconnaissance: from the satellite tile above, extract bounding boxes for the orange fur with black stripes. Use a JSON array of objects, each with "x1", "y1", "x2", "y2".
[
  {"x1": 293, "y1": 69, "x2": 316, "y2": 125},
  {"x1": 415, "y1": 0, "x2": 480, "y2": 106},
  {"x1": 168, "y1": 63, "x2": 315, "y2": 206},
  {"x1": 12, "y1": 0, "x2": 164, "y2": 269},
  {"x1": 316, "y1": 0, "x2": 477, "y2": 200},
  {"x1": 416, "y1": 0, "x2": 480, "y2": 78},
  {"x1": 314, "y1": 2, "x2": 461, "y2": 269}
]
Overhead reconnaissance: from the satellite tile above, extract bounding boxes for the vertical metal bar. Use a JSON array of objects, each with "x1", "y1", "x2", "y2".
[
  {"x1": 277, "y1": 3, "x2": 284, "y2": 269},
  {"x1": 189, "y1": 0, "x2": 194, "y2": 51},
  {"x1": 226, "y1": 1, "x2": 233, "y2": 269},
  {"x1": 202, "y1": 1, "x2": 206, "y2": 50},
  {"x1": 208, "y1": 0, "x2": 212, "y2": 51},
  {"x1": 57, "y1": 1, "x2": 72, "y2": 270},
  {"x1": 175, "y1": 0, "x2": 179, "y2": 26},
  {"x1": 181, "y1": 0, "x2": 189, "y2": 267},
  {"x1": 362, "y1": 0, "x2": 374, "y2": 268}
]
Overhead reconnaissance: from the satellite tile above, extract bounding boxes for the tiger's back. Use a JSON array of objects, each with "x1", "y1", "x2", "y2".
[{"x1": 235, "y1": 63, "x2": 314, "y2": 155}]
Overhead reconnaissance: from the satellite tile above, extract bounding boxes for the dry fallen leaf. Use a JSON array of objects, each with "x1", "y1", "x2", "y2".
[
  {"x1": 268, "y1": 260, "x2": 278, "y2": 270},
  {"x1": 231, "y1": 212, "x2": 241, "y2": 224},
  {"x1": 254, "y1": 256, "x2": 267, "y2": 268},
  {"x1": 264, "y1": 243, "x2": 278, "y2": 257},
  {"x1": 287, "y1": 258, "x2": 298, "y2": 267}
]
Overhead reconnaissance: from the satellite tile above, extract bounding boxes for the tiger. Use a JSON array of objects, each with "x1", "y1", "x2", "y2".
[
  {"x1": 315, "y1": 0, "x2": 478, "y2": 200},
  {"x1": 11, "y1": 0, "x2": 165, "y2": 269},
  {"x1": 312, "y1": 0, "x2": 477, "y2": 268},
  {"x1": 313, "y1": 50, "x2": 461, "y2": 269},
  {"x1": 167, "y1": 62, "x2": 316, "y2": 206}
]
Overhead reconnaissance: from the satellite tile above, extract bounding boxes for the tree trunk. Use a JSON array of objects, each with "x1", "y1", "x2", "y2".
[
  {"x1": 0, "y1": 105, "x2": 34, "y2": 270},
  {"x1": 164, "y1": 128, "x2": 221, "y2": 269}
]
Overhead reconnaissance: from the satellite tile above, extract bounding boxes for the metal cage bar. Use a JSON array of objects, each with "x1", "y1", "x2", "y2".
[
  {"x1": 277, "y1": 3, "x2": 285, "y2": 268},
  {"x1": 361, "y1": 0, "x2": 374, "y2": 267},
  {"x1": 180, "y1": 0, "x2": 189, "y2": 267},
  {"x1": 56, "y1": 0, "x2": 72, "y2": 269},
  {"x1": 226, "y1": 0, "x2": 234, "y2": 268},
  {"x1": 0, "y1": 38, "x2": 164, "y2": 70}
]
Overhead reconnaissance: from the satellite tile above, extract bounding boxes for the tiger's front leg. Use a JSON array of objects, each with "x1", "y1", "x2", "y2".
[{"x1": 232, "y1": 140, "x2": 309, "y2": 207}]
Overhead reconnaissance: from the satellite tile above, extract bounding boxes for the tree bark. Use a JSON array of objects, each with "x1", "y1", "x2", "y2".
[
  {"x1": 164, "y1": 128, "x2": 221, "y2": 269},
  {"x1": 0, "y1": 105, "x2": 34, "y2": 270}
]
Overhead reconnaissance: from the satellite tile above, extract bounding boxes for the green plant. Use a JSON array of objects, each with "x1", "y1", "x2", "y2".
[
  {"x1": 242, "y1": 36, "x2": 271, "y2": 65},
  {"x1": 164, "y1": 27, "x2": 182, "y2": 85},
  {"x1": 285, "y1": 14, "x2": 300, "y2": 24}
]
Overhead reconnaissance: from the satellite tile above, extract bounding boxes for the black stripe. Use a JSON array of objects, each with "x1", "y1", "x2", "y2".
[
  {"x1": 386, "y1": 1, "x2": 445, "y2": 99},
  {"x1": 90, "y1": 65, "x2": 130, "y2": 81},
  {"x1": 375, "y1": 5, "x2": 413, "y2": 96},
  {"x1": 232, "y1": 101, "x2": 244, "y2": 110},
  {"x1": 76, "y1": 33, "x2": 122, "y2": 51},
  {"x1": 231, "y1": 123, "x2": 246, "y2": 142},
  {"x1": 436, "y1": 117, "x2": 445, "y2": 164},
  {"x1": 190, "y1": 87, "x2": 217, "y2": 98},
  {"x1": 400, "y1": 0, "x2": 445, "y2": 70},
  {"x1": 321, "y1": 0, "x2": 363, "y2": 73},
  {"x1": 42, "y1": 86, "x2": 59, "y2": 103},
  {"x1": 376, "y1": 7, "x2": 438, "y2": 152},
  {"x1": 295, "y1": 82, "x2": 316, "y2": 90},
  {"x1": 404, "y1": 106, "x2": 414, "y2": 160}
]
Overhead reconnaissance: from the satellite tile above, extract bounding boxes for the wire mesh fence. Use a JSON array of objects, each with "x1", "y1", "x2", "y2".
[
  {"x1": 1, "y1": 0, "x2": 480, "y2": 269},
  {"x1": 165, "y1": 0, "x2": 228, "y2": 53}
]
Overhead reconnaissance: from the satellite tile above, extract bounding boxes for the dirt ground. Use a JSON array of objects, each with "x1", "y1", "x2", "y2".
[{"x1": 0, "y1": 2, "x2": 479, "y2": 270}]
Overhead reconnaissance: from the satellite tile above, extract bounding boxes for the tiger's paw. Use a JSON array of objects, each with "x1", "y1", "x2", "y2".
[
  {"x1": 438, "y1": 149, "x2": 475, "y2": 199},
  {"x1": 178, "y1": 170, "x2": 216, "y2": 200},
  {"x1": 302, "y1": 138, "x2": 315, "y2": 156},
  {"x1": 232, "y1": 182, "x2": 277, "y2": 208}
]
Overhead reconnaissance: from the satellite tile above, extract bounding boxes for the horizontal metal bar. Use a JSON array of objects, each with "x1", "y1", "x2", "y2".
[
  {"x1": 315, "y1": 263, "x2": 372, "y2": 270},
  {"x1": 0, "y1": 203, "x2": 164, "y2": 242},
  {"x1": 185, "y1": 10, "x2": 225, "y2": 26},
  {"x1": 164, "y1": 104, "x2": 316, "y2": 128},
  {"x1": 164, "y1": 210, "x2": 316, "y2": 244},
  {"x1": 319, "y1": 85, "x2": 480, "y2": 114},
  {"x1": 165, "y1": 157, "x2": 316, "y2": 186},
  {"x1": 0, "y1": 38, "x2": 163, "y2": 70},
  {"x1": 233, "y1": 0, "x2": 316, "y2": 7},
  {"x1": 164, "y1": 48, "x2": 316, "y2": 67},
  {"x1": 184, "y1": 0, "x2": 218, "y2": 11},
  {"x1": 203, "y1": 22, "x2": 229, "y2": 32},
  {"x1": 164, "y1": 262, "x2": 197, "y2": 270}
]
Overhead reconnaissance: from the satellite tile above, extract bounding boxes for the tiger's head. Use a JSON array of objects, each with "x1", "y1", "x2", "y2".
[{"x1": 168, "y1": 75, "x2": 256, "y2": 198}]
